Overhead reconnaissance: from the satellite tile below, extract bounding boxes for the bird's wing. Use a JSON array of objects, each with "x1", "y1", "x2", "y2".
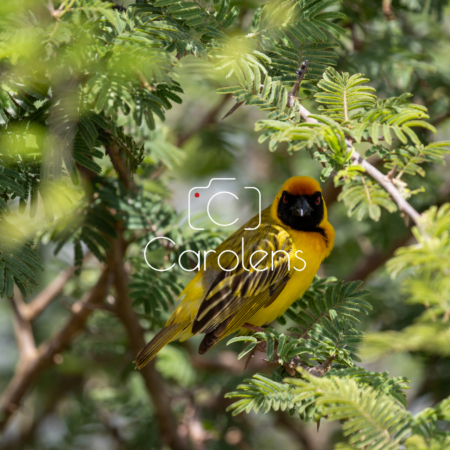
[{"x1": 191, "y1": 224, "x2": 293, "y2": 335}]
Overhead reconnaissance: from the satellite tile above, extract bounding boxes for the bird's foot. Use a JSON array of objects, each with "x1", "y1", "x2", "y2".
[
  {"x1": 242, "y1": 323, "x2": 265, "y2": 332},
  {"x1": 256, "y1": 341, "x2": 267, "y2": 353},
  {"x1": 241, "y1": 323, "x2": 266, "y2": 357},
  {"x1": 243, "y1": 340, "x2": 267, "y2": 370}
]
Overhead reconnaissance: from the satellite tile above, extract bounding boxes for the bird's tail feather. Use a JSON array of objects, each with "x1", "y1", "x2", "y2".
[{"x1": 134, "y1": 322, "x2": 187, "y2": 369}]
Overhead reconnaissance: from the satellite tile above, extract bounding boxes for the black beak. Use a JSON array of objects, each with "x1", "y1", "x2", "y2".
[{"x1": 290, "y1": 196, "x2": 313, "y2": 217}]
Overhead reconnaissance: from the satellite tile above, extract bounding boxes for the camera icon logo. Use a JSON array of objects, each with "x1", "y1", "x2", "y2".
[{"x1": 188, "y1": 178, "x2": 261, "y2": 231}]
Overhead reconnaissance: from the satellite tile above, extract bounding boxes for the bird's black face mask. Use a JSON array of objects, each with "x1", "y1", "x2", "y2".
[{"x1": 277, "y1": 190, "x2": 325, "y2": 233}]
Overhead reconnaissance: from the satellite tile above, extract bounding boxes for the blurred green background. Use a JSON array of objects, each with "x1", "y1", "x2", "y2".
[{"x1": 1, "y1": 0, "x2": 450, "y2": 449}]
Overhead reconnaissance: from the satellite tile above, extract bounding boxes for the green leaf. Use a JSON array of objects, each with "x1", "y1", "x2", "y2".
[{"x1": 251, "y1": 6, "x2": 263, "y2": 33}]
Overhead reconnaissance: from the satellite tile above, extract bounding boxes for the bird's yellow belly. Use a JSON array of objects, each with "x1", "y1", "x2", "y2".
[
  {"x1": 246, "y1": 243, "x2": 322, "y2": 326},
  {"x1": 247, "y1": 269, "x2": 316, "y2": 326}
]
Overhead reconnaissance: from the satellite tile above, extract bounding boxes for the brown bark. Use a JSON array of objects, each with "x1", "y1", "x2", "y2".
[
  {"x1": 108, "y1": 234, "x2": 188, "y2": 450},
  {"x1": 23, "y1": 264, "x2": 77, "y2": 321},
  {"x1": 0, "y1": 268, "x2": 112, "y2": 432}
]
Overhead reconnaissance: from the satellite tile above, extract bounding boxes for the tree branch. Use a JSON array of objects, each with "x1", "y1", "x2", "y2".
[
  {"x1": 287, "y1": 60, "x2": 309, "y2": 108},
  {"x1": 0, "y1": 267, "x2": 112, "y2": 432},
  {"x1": 351, "y1": 149, "x2": 425, "y2": 232},
  {"x1": 346, "y1": 185, "x2": 450, "y2": 282},
  {"x1": 178, "y1": 94, "x2": 231, "y2": 146},
  {"x1": 105, "y1": 141, "x2": 136, "y2": 191},
  {"x1": 297, "y1": 103, "x2": 426, "y2": 235},
  {"x1": 0, "y1": 375, "x2": 84, "y2": 450},
  {"x1": 23, "y1": 264, "x2": 78, "y2": 321},
  {"x1": 107, "y1": 234, "x2": 187, "y2": 450},
  {"x1": 10, "y1": 288, "x2": 36, "y2": 362}
]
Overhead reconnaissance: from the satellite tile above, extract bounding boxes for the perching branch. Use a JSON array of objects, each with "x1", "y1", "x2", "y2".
[
  {"x1": 352, "y1": 150, "x2": 425, "y2": 231},
  {"x1": 0, "y1": 267, "x2": 112, "y2": 433},
  {"x1": 346, "y1": 184, "x2": 450, "y2": 281},
  {"x1": 281, "y1": 354, "x2": 337, "y2": 377},
  {"x1": 297, "y1": 103, "x2": 426, "y2": 235}
]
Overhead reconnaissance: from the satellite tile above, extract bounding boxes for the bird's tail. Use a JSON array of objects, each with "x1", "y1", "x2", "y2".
[{"x1": 134, "y1": 322, "x2": 188, "y2": 369}]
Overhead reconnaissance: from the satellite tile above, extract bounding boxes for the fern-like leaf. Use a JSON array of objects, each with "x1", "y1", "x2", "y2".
[
  {"x1": 287, "y1": 373, "x2": 413, "y2": 450},
  {"x1": 315, "y1": 67, "x2": 377, "y2": 122},
  {"x1": 225, "y1": 374, "x2": 294, "y2": 415}
]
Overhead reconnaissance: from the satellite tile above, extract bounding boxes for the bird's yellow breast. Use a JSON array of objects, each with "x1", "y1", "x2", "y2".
[{"x1": 248, "y1": 228, "x2": 329, "y2": 326}]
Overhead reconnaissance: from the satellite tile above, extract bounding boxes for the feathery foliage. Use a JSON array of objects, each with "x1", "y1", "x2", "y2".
[
  {"x1": 1, "y1": 1, "x2": 450, "y2": 449},
  {"x1": 252, "y1": 67, "x2": 450, "y2": 220},
  {"x1": 365, "y1": 204, "x2": 450, "y2": 359},
  {"x1": 288, "y1": 372, "x2": 413, "y2": 450},
  {"x1": 227, "y1": 367, "x2": 450, "y2": 449},
  {"x1": 0, "y1": 221, "x2": 43, "y2": 298}
]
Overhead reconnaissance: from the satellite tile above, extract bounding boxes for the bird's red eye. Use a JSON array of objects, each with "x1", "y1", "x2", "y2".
[
  {"x1": 315, "y1": 197, "x2": 321, "y2": 205},
  {"x1": 283, "y1": 196, "x2": 288, "y2": 203}
]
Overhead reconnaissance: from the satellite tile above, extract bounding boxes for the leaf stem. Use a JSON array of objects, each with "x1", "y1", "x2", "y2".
[
  {"x1": 361, "y1": 175, "x2": 373, "y2": 205},
  {"x1": 343, "y1": 86, "x2": 348, "y2": 121}
]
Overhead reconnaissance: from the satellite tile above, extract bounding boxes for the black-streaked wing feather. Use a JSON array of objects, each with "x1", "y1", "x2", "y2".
[
  {"x1": 192, "y1": 225, "x2": 293, "y2": 335},
  {"x1": 219, "y1": 273, "x2": 290, "y2": 335},
  {"x1": 198, "y1": 273, "x2": 290, "y2": 354}
]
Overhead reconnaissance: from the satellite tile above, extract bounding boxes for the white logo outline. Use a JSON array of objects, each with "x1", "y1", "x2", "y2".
[{"x1": 188, "y1": 178, "x2": 261, "y2": 231}]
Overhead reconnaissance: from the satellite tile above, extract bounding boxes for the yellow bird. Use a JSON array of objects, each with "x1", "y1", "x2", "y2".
[{"x1": 135, "y1": 176, "x2": 335, "y2": 369}]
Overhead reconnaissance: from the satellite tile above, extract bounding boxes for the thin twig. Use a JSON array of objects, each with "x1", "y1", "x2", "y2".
[
  {"x1": 46, "y1": 0, "x2": 55, "y2": 15},
  {"x1": 135, "y1": 70, "x2": 154, "y2": 91},
  {"x1": 222, "y1": 100, "x2": 244, "y2": 120},
  {"x1": 386, "y1": 163, "x2": 397, "y2": 180},
  {"x1": 178, "y1": 94, "x2": 231, "y2": 146},
  {"x1": 382, "y1": 0, "x2": 395, "y2": 20},
  {"x1": 287, "y1": 60, "x2": 309, "y2": 108},
  {"x1": 223, "y1": 60, "x2": 309, "y2": 119}
]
